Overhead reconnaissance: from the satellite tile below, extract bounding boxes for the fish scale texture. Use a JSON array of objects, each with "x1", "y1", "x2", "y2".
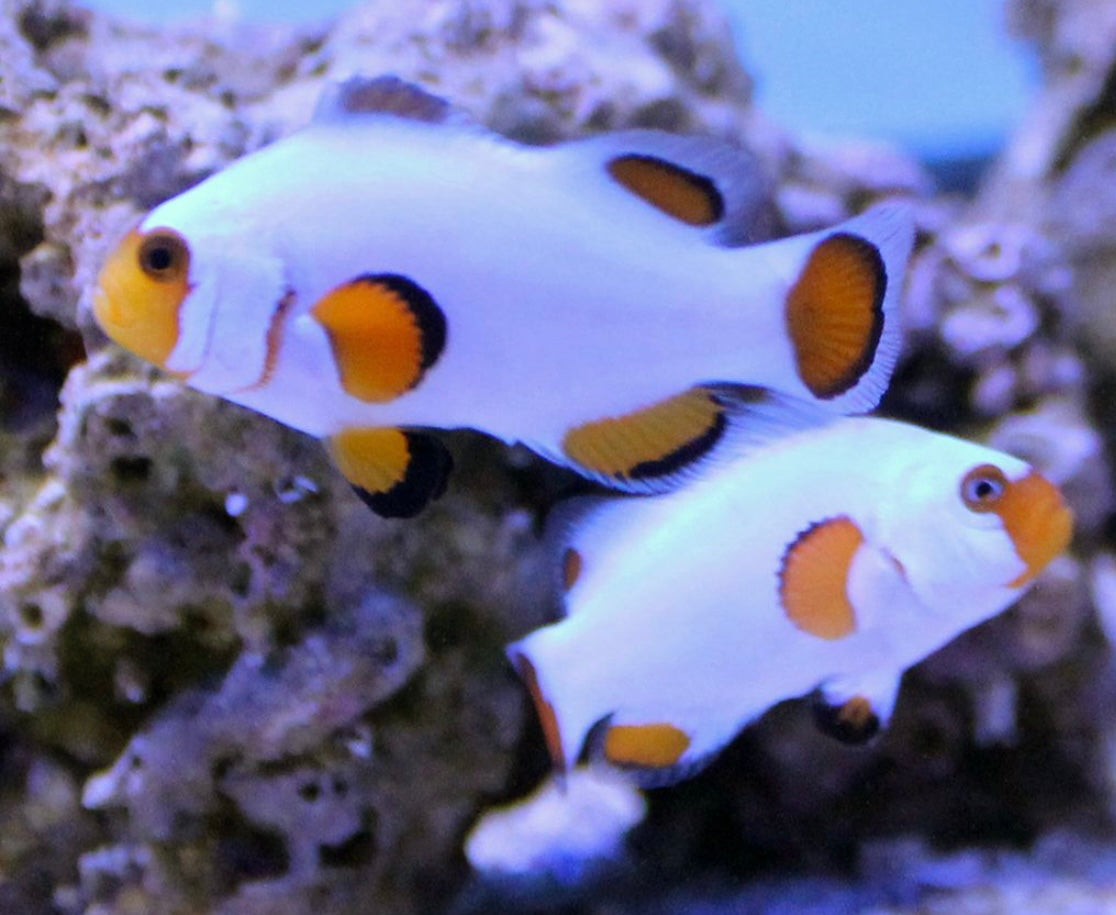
[{"x1": 0, "y1": 0, "x2": 1112, "y2": 913}]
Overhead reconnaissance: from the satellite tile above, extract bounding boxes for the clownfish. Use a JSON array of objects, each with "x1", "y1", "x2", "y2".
[
  {"x1": 508, "y1": 397, "x2": 1074, "y2": 785},
  {"x1": 93, "y1": 75, "x2": 913, "y2": 517}
]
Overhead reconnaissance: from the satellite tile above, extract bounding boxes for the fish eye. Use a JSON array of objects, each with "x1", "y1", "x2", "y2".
[
  {"x1": 137, "y1": 230, "x2": 188, "y2": 282},
  {"x1": 961, "y1": 464, "x2": 1008, "y2": 512}
]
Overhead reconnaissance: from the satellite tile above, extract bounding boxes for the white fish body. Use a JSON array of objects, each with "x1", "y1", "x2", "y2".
[
  {"x1": 94, "y1": 76, "x2": 914, "y2": 516},
  {"x1": 509, "y1": 412, "x2": 1074, "y2": 782}
]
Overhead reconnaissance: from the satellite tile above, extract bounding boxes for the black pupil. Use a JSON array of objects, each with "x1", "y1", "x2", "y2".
[
  {"x1": 146, "y1": 245, "x2": 173, "y2": 271},
  {"x1": 973, "y1": 479, "x2": 995, "y2": 500}
]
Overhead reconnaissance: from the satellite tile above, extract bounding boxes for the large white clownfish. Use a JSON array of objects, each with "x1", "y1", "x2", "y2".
[
  {"x1": 508, "y1": 400, "x2": 1074, "y2": 785},
  {"x1": 94, "y1": 75, "x2": 913, "y2": 517}
]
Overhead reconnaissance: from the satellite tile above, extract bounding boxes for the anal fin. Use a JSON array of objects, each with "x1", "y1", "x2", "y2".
[
  {"x1": 560, "y1": 386, "x2": 727, "y2": 492},
  {"x1": 812, "y1": 669, "x2": 904, "y2": 745},
  {"x1": 328, "y1": 427, "x2": 453, "y2": 518}
]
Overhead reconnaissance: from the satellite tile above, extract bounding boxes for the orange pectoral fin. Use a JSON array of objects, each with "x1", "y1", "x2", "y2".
[
  {"x1": 312, "y1": 273, "x2": 446, "y2": 403},
  {"x1": 328, "y1": 427, "x2": 453, "y2": 518},
  {"x1": 778, "y1": 516, "x2": 864, "y2": 640},
  {"x1": 561, "y1": 387, "x2": 727, "y2": 491},
  {"x1": 785, "y1": 232, "x2": 887, "y2": 400}
]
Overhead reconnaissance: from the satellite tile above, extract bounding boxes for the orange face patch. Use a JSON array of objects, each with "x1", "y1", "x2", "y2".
[
  {"x1": 778, "y1": 516, "x2": 864, "y2": 640},
  {"x1": 312, "y1": 273, "x2": 445, "y2": 403},
  {"x1": 966, "y1": 469, "x2": 1073, "y2": 588},
  {"x1": 603, "y1": 722, "x2": 691, "y2": 769},
  {"x1": 607, "y1": 154, "x2": 724, "y2": 227},
  {"x1": 93, "y1": 226, "x2": 192, "y2": 368},
  {"x1": 561, "y1": 387, "x2": 725, "y2": 485},
  {"x1": 785, "y1": 232, "x2": 886, "y2": 400}
]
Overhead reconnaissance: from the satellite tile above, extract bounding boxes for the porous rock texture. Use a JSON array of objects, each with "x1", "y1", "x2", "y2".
[{"x1": 0, "y1": 0, "x2": 1114, "y2": 912}]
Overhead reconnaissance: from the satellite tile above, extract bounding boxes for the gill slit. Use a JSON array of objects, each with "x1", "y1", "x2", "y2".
[{"x1": 236, "y1": 287, "x2": 297, "y2": 393}]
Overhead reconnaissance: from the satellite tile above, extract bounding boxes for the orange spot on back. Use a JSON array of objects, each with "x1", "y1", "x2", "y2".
[
  {"x1": 562, "y1": 548, "x2": 583, "y2": 591},
  {"x1": 995, "y1": 471, "x2": 1073, "y2": 587},
  {"x1": 785, "y1": 233, "x2": 885, "y2": 400},
  {"x1": 562, "y1": 388, "x2": 724, "y2": 482},
  {"x1": 312, "y1": 275, "x2": 443, "y2": 403},
  {"x1": 513, "y1": 653, "x2": 566, "y2": 773},
  {"x1": 603, "y1": 722, "x2": 691, "y2": 769},
  {"x1": 608, "y1": 155, "x2": 723, "y2": 226},
  {"x1": 778, "y1": 516, "x2": 863, "y2": 640}
]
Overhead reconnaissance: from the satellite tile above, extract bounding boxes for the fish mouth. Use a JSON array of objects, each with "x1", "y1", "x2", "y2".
[{"x1": 1001, "y1": 472, "x2": 1074, "y2": 588}]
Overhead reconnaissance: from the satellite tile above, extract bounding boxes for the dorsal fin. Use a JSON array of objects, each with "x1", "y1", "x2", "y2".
[
  {"x1": 313, "y1": 74, "x2": 469, "y2": 127},
  {"x1": 567, "y1": 129, "x2": 777, "y2": 246},
  {"x1": 706, "y1": 386, "x2": 836, "y2": 459}
]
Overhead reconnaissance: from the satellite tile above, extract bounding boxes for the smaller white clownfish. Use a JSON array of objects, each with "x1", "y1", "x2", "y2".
[
  {"x1": 507, "y1": 397, "x2": 1074, "y2": 785},
  {"x1": 93, "y1": 75, "x2": 914, "y2": 517}
]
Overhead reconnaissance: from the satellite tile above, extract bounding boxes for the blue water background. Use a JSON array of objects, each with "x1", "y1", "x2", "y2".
[{"x1": 80, "y1": 0, "x2": 1036, "y2": 178}]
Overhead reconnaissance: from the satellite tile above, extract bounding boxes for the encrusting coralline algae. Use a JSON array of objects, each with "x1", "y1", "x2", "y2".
[{"x1": 0, "y1": 0, "x2": 1113, "y2": 912}]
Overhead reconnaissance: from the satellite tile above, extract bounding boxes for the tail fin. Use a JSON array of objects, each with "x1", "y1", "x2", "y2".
[{"x1": 777, "y1": 202, "x2": 914, "y2": 415}]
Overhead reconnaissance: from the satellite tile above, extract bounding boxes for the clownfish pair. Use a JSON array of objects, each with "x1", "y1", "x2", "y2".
[
  {"x1": 91, "y1": 74, "x2": 1073, "y2": 788},
  {"x1": 508, "y1": 397, "x2": 1074, "y2": 784},
  {"x1": 93, "y1": 76, "x2": 913, "y2": 517}
]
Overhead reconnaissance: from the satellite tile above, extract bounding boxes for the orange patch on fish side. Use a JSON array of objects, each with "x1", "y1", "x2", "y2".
[
  {"x1": 995, "y1": 471, "x2": 1074, "y2": 587},
  {"x1": 603, "y1": 722, "x2": 691, "y2": 769},
  {"x1": 607, "y1": 154, "x2": 724, "y2": 226},
  {"x1": 778, "y1": 516, "x2": 864, "y2": 640},
  {"x1": 513, "y1": 653, "x2": 566, "y2": 773},
  {"x1": 562, "y1": 548, "x2": 583, "y2": 591},
  {"x1": 785, "y1": 232, "x2": 886, "y2": 400},
  {"x1": 561, "y1": 388, "x2": 725, "y2": 484},
  {"x1": 312, "y1": 274, "x2": 445, "y2": 403}
]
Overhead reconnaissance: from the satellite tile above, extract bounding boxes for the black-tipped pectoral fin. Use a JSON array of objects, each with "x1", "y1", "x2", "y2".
[
  {"x1": 328, "y1": 427, "x2": 453, "y2": 518},
  {"x1": 811, "y1": 669, "x2": 904, "y2": 746}
]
